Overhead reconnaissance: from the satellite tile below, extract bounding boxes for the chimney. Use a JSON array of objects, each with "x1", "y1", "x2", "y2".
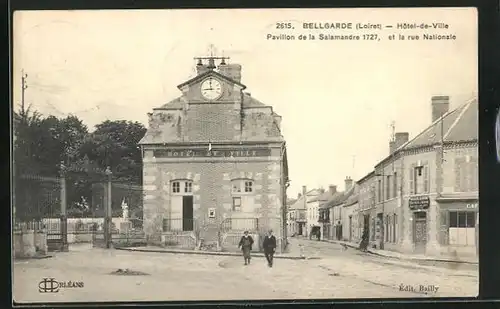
[
  {"x1": 217, "y1": 63, "x2": 242, "y2": 83},
  {"x1": 432, "y1": 95, "x2": 450, "y2": 123},
  {"x1": 345, "y1": 176, "x2": 353, "y2": 191},
  {"x1": 394, "y1": 132, "x2": 409, "y2": 150},
  {"x1": 390, "y1": 132, "x2": 409, "y2": 153},
  {"x1": 302, "y1": 185, "x2": 307, "y2": 208},
  {"x1": 329, "y1": 185, "x2": 337, "y2": 195}
]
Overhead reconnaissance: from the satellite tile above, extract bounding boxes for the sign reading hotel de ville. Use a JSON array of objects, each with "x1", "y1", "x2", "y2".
[
  {"x1": 153, "y1": 148, "x2": 272, "y2": 158},
  {"x1": 408, "y1": 196, "x2": 430, "y2": 210}
]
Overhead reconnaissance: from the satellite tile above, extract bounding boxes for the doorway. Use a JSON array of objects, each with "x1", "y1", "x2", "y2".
[
  {"x1": 349, "y1": 216, "x2": 353, "y2": 242},
  {"x1": 298, "y1": 223, "x2": 303, "y2": 236},
  {"x1": 182, "y1": 196, "x2": 194, "y2": 231},
  {"x1": 413, "y1": 211, "x2": 427, "y2": 253},
  {"x1": 377, "y1": 213, "x2": 384, "y2": 250},
  {"x1": 363, "y1": 214, "x2": 370, "y2": 240}
]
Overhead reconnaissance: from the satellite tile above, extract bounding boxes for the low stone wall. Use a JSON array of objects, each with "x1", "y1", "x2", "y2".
[
  {"x1": 161, "y1": 232, "x2": 197, "y2": 250},
  {"x1": 13, "y1": 230, "x2": 48, "y2": 258}
]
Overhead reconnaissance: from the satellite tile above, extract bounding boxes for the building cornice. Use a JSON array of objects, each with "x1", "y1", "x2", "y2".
[
  {"x1": 142, "y1": 141, "x2": 285, "y2": 148},
  {"x1": 374, "y1": 139, "x2": 477, "y2": 169}
]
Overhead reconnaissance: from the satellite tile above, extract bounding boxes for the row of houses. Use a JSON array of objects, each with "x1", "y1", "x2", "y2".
[{"x1": 287, "y1": 95, "x2": 478, "y2": 259}]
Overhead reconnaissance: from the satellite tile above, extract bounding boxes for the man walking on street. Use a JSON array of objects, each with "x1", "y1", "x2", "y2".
[
  {"x1": 263, "y1": 229, "x2": 277, "y2": 267},
  {"x1": 238, "y1": 231, "x2": 254, "y2": 265}
]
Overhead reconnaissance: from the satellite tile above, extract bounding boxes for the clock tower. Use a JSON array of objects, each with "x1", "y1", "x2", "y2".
[{"x1": 139, "y1": 52, "x2": 289, "y2": 253}]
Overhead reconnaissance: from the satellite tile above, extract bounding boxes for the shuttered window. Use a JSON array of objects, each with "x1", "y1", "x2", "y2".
[
  {"x1": 393, "y1": 172, "x2": 398, "y2": 198},
  {"x1": 409, "y1": 165, "x2": 415, "y2": 195},
  {"x1": 423, "y1": 165, "x2": 429, "y2": 193},
  {"x1": 455, "y1": 157, "x2": 479, "y2": 192}
]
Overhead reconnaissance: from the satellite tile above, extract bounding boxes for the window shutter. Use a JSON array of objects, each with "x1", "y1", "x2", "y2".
[
  {"x1": 409, "y1": 165, "x2": 415, "y2": 195},
  {"x1": 454, "y1": 158, "x2": 463, "y2": 192},
  {"x1": 393, "y1": 172, "x2": 398, "y2": 198},
  {"x1": 439, "y1": 210, "x2": 449, "y2": 245},
  {"x1": 471, "y1": 158, "x2": 478, "y2": 191},
  {"x1": 423, "y1": 165, "x2": 429, "y2": 193}
]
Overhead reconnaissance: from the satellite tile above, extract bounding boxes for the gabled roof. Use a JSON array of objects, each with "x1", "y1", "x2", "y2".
[
  {"x1": 309, "y1": 190, "x2": 336, "y2": 203},
  {"x1": 402, "y1": 98, "x2": 477, "y2": 150},
  {"x1": 374, "y1": 97, "x2": 477, "y2": 169},
  {"x1": 356, "y1": 171, "x2": 375, "y2": 185},
  {"x1": 286, "y1": 198, "x2": 297, "y2": 205},
  {"x1": 344, "y1": 190, "x2": 359, "y2": 207},
  {"x1": 177, "y1": 70, "x2": 246, "y2": 90},
  {"x1": 155, "y1": 92, "x2": 274, "y2": 111},
  {"x1": 319, "y1": 185, "x2": 356, "y2": 209},
  {"x1": 289, "y1": 189, "x2": 322, "y2": 210}
]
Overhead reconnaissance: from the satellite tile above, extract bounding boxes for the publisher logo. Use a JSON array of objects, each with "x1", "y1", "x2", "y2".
[{"x1": 38, "y1": 278, "x2": 84, "y2": 293}]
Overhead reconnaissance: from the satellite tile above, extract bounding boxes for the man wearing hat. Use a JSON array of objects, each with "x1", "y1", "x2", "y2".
[
  {"x1": 263, "y1": 229, "x2": 277, "y2": 267},
  {"x1": 238, "y1": 230, "x2": 254, "y2": 265}
]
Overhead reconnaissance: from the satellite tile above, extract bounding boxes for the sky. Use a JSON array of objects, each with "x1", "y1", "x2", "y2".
[{"x1": 13, "y1": 8, "x2": 478, "y2": 197}]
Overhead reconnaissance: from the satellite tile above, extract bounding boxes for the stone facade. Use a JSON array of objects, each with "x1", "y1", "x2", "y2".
[
  {"x1": 139, "y1": 56, "x2": 288, "y2": 252},
  {"x1": 359, "y1": 97, "x2": 478, "y2": 259}
]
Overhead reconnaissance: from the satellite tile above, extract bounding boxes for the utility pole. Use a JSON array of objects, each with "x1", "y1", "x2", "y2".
[
  {"x1": 13, "y1": 70, "x2": 28, "y2": 230},
  {"x1": 21, "y1": 70, "x2": 28, "y2": 113}
]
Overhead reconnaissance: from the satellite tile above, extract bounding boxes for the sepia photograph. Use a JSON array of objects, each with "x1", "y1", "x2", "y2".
[{"x1": 12, "y1": 7, "x2": 478, "y2": 303}]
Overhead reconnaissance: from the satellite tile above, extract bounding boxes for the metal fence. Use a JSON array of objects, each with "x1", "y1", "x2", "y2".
[{"x1": 13, "y1": 165, "x2": 144, "y2": 253}]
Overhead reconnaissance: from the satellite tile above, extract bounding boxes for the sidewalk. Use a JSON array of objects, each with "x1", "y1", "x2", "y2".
[
  {"x1": 115, "y1": 246, "x2": 318, "y2": 260},
  {"x1": 323, "y1": 239, "x2": 478, "y2": 264}
]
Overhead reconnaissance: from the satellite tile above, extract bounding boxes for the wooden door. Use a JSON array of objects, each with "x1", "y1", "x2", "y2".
[
  {"x1": 413, "y1": 212, "x2": 427, "y2": 253},
  {"x1": 182, "y1": 196, "x2": 194, "y2": 231}
]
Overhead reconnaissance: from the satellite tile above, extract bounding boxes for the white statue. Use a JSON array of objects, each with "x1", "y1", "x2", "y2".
[{"x1": 121, "y1": 199, "x2": 129, "y2": 220}]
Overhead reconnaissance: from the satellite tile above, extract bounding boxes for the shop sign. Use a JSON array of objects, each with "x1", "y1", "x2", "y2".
[
  {"x1": 466, "y1": 202, "x2": 478, "y2": 209},
  {"x1": 409, "y1": 196, "x2": 430, "y2": 210},
  {"x1": 153, "y1": 148, "x2": 272, "y2": 158}
]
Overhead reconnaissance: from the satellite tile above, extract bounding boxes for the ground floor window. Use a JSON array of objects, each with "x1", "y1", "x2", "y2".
[
  {"x1": 384, "y1": 213, "x2": 397, "y2": 243},
  {"x1": 370, "y1": 217, "x2": 375, "y2": 241},
  {"x1": 449, "y1": 211, "x2": 476, "y2": 246}
]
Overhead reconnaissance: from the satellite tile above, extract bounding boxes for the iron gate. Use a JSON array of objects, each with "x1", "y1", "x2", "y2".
[{"x1": 15, "y1": 173, "x2": 67, "y2": 252}]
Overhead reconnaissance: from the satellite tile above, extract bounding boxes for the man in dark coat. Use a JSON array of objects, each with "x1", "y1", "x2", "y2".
[
  {"x1": 263, "y1": 229, "x2": 277, "y2": 267},
  {"x1": 359, "y1": 228, "x2": 369, "y2": 252},
  {"x1": 238, "y1": 231, "x2": 254, "y2": 265}
]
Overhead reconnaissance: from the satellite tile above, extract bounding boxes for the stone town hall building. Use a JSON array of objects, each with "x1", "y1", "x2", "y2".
[{"x1": 139, "y1": 55, "x2": 289, "y2": 252}]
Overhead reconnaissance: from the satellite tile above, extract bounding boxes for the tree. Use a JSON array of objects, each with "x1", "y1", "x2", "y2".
[
  {"x1": 80, "y1": 120, "x2": 146, "y2": 183},
  {"x1": 14, "y1": 104, "x2": 43, "y2": 175}
]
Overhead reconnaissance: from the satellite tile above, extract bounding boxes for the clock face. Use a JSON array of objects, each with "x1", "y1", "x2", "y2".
[{"x1": 201, "y1": 78, "x2": 223, "y2": 100}]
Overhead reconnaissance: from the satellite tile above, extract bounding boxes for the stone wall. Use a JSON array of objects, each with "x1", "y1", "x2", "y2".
[
  {"x1": 13, "y1": 230, "x2": 47, "y2": 258},
  {"x1": 142, "y1": 154, "x2": 285, "y2": 250}
]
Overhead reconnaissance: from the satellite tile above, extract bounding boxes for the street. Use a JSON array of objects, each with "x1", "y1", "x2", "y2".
[{"x1": 13, "y1": 240, "x2": 478, "y2": 303}]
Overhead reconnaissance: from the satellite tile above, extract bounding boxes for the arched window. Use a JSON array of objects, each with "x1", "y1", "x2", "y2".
[{"x1": 171, "y1": 179, "x2": 193, "y2": 195}]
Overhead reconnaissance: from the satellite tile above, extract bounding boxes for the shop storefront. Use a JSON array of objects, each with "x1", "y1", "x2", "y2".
[{"x1": 437, "y1": 197, "x2": 479, "y2": 257}]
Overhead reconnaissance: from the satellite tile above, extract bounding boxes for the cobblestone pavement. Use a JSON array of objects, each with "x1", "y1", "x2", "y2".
[
  {"x1": 14, "y1": 247, "x2": 429, "y2": 303},
  {"x1": 289, "y1": 238, "x2": 478, "y2": 297}
]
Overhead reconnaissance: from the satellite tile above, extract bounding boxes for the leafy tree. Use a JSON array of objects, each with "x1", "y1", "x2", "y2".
[{"x1": 80, "y1": 120, "x2": 146, "y2": 183}]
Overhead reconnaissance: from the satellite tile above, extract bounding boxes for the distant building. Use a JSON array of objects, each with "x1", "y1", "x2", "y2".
[
  {"x1": 308, "y1": 185, "x2": 338, "y2": 239},
  {"x1": 319, "y1": 177, "x2": 354, "y2": 240},
  {"x1": 356, "y1": 172, "x2": 376, "y2": 245},
  {"x1": 288, "y1": 186, "x2": 321, "y2": 237},
  {"x1": 341, "y1": 184, "x2": 360, "y2": 243}
]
